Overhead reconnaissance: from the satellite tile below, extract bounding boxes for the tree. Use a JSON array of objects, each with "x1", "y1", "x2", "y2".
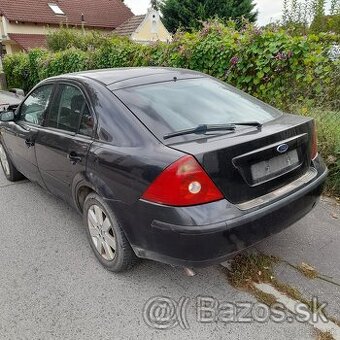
[
  {"x1": 310, "y1": 13, "x2": 340, "y2": 33},
  {"x1": 282, "y1": 0, "x2": 314, "y2": 27},
  {"x1": 330, "y1": 0, "x2": 340, "y2": 15},
  {"x1": 151, "y1": 0, "x2": 160, "y2": 10},
  {"x1": 281, "y1": 0, "x2": 340, "y2": 33},
  {"x1": 160, "y1": 0, "x2": 258, "y2": 32}
]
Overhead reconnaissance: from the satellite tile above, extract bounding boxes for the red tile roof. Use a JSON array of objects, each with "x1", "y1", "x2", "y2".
[
  {"x1": 8, "y1": 33, "x2": 47, "y2": 51},
  {"x1": 0, "y1": 0, "x2": 133, "y2": 29}
]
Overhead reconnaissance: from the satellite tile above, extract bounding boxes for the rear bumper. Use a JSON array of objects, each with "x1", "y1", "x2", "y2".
[{"x1": 107, "y1": 164, "x2": 328, "y2": 268}]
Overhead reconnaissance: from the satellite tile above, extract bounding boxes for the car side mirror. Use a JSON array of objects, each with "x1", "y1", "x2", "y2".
[{"x1": 0, "y1": 110, "x2": 15, "y2": 122}]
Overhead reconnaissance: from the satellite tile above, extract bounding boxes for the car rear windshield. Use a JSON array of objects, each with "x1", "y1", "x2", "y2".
[{"x1": 115, "y1": 78, "x2": 282, "y2": 142}]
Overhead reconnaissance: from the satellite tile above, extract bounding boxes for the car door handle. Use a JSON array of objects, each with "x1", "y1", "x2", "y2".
[
  {"x1": 25, "y1": 138, "x2": 35, "y2": 148},
  {"x1": 68, "y1": 152, "x2": 82, "y2": 164}
]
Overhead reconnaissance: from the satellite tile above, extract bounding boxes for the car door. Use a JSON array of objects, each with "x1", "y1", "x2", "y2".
[
  {"x1": 1, "y1": 84, "x2": 54, "y2": 186},
  {"x1": 35, "y1": 82, "x2": 95, "y2": 204}
]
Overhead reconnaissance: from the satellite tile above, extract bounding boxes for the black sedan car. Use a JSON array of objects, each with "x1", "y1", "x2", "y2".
[{"x1": 0, "y1": 68, "x2": 327, "y2": 272}]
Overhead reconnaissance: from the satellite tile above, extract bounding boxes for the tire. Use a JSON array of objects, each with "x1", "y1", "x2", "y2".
[
  {"x1": 0, "y1": 142, "x2": 24, "y2": 182},
  {"x1": 83, "y1": 193, "x2": 138, "y2": 272}
]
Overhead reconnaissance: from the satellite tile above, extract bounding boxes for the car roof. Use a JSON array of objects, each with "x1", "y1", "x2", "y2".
[{"x1": 48, "y1": 67, "x2": 205, "y2": 90}]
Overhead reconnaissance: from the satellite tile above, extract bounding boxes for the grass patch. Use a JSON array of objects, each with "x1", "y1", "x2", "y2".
[
  {"x1": 272, "y1": 279, "x2": 305, "y2": 302},
  {"x1": 297, "y1": 262, "x2": 319, "y2": 280},
  {"x1": 224, "y1": 252, "x2": 329, "y2": 314},
  {"x1": 224, "y1": 252, "x2": 340, "y2": 338},
  {"x1": 224, "y1": 252, "x2": 279, "y2": 289},
  {"x1": 251, "y1": 286, "x2": 278, "y2": 306},
  {"x1": 329, "y1": 317, "x2": 340, "y2": 328},
  {"x1": 315, "y1": 330, "x2": 335, "y2": 340},
  {"x1": 223, "y1": 253, "x2": 280, "y2": 307}
]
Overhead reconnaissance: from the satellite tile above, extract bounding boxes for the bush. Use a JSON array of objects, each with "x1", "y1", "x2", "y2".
[
  {"x1": 6, "y1": 24, "x2": 339, "y2": 109},
  {"x1": 46, "y1": 28, "x2": 109, "y2": 52},
  {"x1": 38, "y1": 48, "x2": 90, "y2": 79},
  {"x1": 5, "y1": 25, "x2": 339, "y2": 109},
  {"x1": 296, "y1": 106, "x2": 340, "y2": 195},
  {"x1": 3, "y1": 53, "x2": 30, "y2": 90},
  {"x1": 310, "y1": 14, "x2": 340, "y2": 34},
  {"x1": 3, "y1": 24, "x2": 340, "y2": 195}
]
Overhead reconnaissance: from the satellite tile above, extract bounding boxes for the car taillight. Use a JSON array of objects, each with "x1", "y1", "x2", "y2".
[
  {"x1": 311, "y1": 122, "x2": 318, "y2": 161},
  {"x1": 142, "y1": 155, "x2": 224, "y2": 207}
]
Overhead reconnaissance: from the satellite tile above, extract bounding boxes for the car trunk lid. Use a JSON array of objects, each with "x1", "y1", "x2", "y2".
[{"x1": 167, "y1": 114, "x2": 315, "y2": 204}]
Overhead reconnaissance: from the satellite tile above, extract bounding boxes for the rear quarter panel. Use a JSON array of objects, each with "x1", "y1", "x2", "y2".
[{"x1": 86, "y1": 142, "x2": 183, "y2": 205}]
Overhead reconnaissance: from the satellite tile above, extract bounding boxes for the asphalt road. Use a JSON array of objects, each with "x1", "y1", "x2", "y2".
[{"x1": 0, "y1": 170, "x2": 339, "y2": 340}]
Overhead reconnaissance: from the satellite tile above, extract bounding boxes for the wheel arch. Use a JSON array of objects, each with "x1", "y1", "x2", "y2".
[
  {"x1": 72, "y1": 174, "x2": 98, "y2": 213},
  {"x1": 72, "y1": 172, "x2": 118, "y2": 213}
]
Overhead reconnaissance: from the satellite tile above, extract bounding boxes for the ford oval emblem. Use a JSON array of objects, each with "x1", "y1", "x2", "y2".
[{"x1": 277, "y1": 144, "x2": 289, "y2": 154}]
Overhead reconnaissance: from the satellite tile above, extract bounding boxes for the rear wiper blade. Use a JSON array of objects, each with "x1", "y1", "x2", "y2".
[
  {"x1": 163, "y1": 124, "x2": 236, "y2": 140},
  {"x1": 231, "y1": 121, "x2": 263, "y2": 129}
]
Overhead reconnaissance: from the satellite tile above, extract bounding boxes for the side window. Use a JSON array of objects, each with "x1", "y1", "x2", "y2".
[
  {"x1": 20, "y1": 85, "x2": 53, "y2": 125},
  {"x1": 79, "y1": 104, "x2": 94, "y2": 137},
  {"x1": 47, "y1": 84, "x2": 93, "y2": 136}
]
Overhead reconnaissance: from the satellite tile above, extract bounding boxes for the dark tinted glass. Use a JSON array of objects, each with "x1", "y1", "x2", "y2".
[
  {"x1": 116, "y1": 78, "x2": 282, "y2": 140},
  {"x1": 79, "y1": 104, "x2": 94, "y2": 137},
  {"x1": 48, "y1": 84, "x2": 91, "y2": 135}
]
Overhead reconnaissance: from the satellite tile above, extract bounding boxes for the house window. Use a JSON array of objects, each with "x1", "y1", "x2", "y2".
[{"x1": 48, "y1": 3, "x2": 65, "y2": 15}]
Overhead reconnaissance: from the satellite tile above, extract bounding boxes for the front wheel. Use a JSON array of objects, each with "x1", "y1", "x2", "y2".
[
  {"x1": 0, "y1": 142, "x2": 24, "y2": 182},
  {"x1": 83, "y1": 193, "x2": 138, "y2": 272}
]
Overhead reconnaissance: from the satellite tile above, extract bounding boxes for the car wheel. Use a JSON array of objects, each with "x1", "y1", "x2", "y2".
[
  {"x1": 0, "y1": 142, "x2": 24, "y2": 182},
  {"x1": 83, "y1": 193, "x2": 138, "y2": 272}
]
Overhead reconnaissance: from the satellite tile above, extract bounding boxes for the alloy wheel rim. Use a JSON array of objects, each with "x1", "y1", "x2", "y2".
[
  {"x1": 0, "y1": 145, "x2": 10, "y2": 176},
  {"x1": 87, "y1": 205, "x2": 117, "y2": 261}
]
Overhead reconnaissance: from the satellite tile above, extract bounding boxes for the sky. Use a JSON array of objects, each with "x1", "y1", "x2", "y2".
[{"x1": 124, "y1": 0, "x2": 331, "y2": 26}]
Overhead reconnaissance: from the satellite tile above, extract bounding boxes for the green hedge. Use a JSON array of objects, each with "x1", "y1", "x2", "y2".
[
  {"x1": 4, "y1": 23, "x2": 340, "y2": 110},
  {"x1": 3, "y1": 23, "x2": 340, "y2": 195}
]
